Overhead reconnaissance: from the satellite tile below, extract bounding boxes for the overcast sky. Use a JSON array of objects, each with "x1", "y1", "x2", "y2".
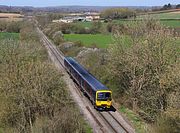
[{"x1": 0, "y1": 0, "x2": 179, "y2": 7}]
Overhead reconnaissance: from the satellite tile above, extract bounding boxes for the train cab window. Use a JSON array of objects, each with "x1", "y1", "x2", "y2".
[
  {"x1": 105, "y1": 93, "x2": 111, "y2": 99},
  {"x1": 97, "y1": 93, "x2": 103, "y2": 99},
  {"x1": 97, "y1": 92, "x2": 111, "y2": 101}
]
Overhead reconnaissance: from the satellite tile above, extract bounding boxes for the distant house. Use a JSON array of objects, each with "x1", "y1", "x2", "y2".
[
  {"x1": 86, "y1": 15, "x2": 100, "y2": 20},
  {"x1": 84, "y1": 12, "x2": 100, "y2": 16},
  {"x1": 52, "y1": 19, "x2": 73, "y2": 23},
  {"x1": 52, "y1": 17, "x2": 73, "y2": 23}
]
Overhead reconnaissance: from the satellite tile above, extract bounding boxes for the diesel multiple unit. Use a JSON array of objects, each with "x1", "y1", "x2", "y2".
[{"x1": 64, "y1": 57, "x2": 112, "y2": 109}]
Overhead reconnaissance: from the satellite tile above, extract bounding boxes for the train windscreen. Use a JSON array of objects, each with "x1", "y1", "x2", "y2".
[{"x1": 97, "y1": 92, "x2": 111, "y2": 101}]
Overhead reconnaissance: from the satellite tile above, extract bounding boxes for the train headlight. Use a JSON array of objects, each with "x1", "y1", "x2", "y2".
[{"x1": 97, "y1": 101, "x2": 101, "y2": 104}]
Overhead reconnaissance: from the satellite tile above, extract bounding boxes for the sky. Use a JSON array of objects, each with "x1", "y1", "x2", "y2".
[{"x1": 0, "y1": 0, "x2": 179, "y2": 7}]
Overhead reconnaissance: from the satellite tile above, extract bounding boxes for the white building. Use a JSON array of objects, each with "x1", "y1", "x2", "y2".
[
  {"x1": 52, "y1": 17, "x2": 73, "y2": 23},
  {"x1": 86, "y1": 15, "x2": 100, "y2": 20}
]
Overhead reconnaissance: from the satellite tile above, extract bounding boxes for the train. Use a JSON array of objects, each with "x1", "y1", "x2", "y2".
[{"x1": 64, "y1": 57, "x2": 112, "y2": 110}]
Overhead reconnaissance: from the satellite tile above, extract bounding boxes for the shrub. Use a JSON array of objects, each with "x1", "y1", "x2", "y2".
[
  {"x1": 90, "y1": 21, "x2": 102, "y2": 34},
  {"x1": 0, "y1": 21, "x2": 7, "y2": 31},
  {"x1": 0, "y1": 22, "x2": 86, "y2": 132},
  {"x1": 151, "y1": 112, "x2": 180, "y2": 133},
  {"x1": 107, "y1": 19, "x2": 180, "y2": 121},
  {"x1": 52, "y1": 31, "x2": 64, "y2": 45},
  {"x1": 6, "y1": 21, "x2": 22, "y2": 33},
  {"x1": 0, "y1": 21, "x2": 22, "y2": 33},
  {"x1": 20, "y1": 22, "x2": 40, "y2": 42}
]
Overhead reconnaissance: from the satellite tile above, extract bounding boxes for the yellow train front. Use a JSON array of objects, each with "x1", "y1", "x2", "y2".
[
  {"x1": 64, "y1": 57, "x2": 112, "y2": 110},
  {"x1": 95, "y1": 90, "x2": 112, "y2": 109}
]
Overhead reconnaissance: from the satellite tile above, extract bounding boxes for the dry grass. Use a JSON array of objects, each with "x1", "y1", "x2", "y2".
[
  {"x1": 143, "y1": 9, "x2": 180, "y2": 14},
  {"x1": 0, "y1": 13, "x2": 23, "y2": 18},
  {"x1": 170, "y1": 11, "x2": 180, "y2": 14},
  {"x1": 0, "y1": 13, "x2": 24, "y2": 22},
  {"x1": 0, "y1": 18, "x2": 23, "y2": 22}
]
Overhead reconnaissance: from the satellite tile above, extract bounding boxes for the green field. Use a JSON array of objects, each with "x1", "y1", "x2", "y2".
[
  {"x1": 160, "y1": 20, "x2": 180, "y2": 27},
  {"x1": 0, "y1": 32, "x2": 19, "y2": 40},
  {"x1": 64, "y1": 34, "x2": 113, "y2": 48},
  {"x1": 136, "y1": 11, "x2": 180, "y2": 27},
  {"x1": 137, "y1": 12, "x2": 180, "y2": 19},
  {"x1": 75, "y1": 19, "x2": 180, "y2": 29},
  {"x1": 113, "y1": 19, "x2": 180, "y2": 28}
]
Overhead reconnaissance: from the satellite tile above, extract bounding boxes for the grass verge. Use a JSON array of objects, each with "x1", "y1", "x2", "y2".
[{"x1": 119, "y1": 106, "x2": 147, "y2": 133}]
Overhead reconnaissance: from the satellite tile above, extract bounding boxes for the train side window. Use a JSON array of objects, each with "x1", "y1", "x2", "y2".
[
  {"x1": 87, "y1": 84, "x2": 92, "y2": 93},
  {"x1": 81, "y1": 79, "x2": 83, "y2": 86},
  {"x1": 88, "y1": 85, "x2": 90, "y2": 93},
  {"x1": 72, "y1": 69, "x2": 74, "y2": 75},
  {"x1": 84, "y1": 81, "x2": 86, "y2": 89},
  {"x1": 89, "y1": 87, "x2": 92, "y2": 94},
  {"x1": 77, "y1": 75, "x2": 79, "y2": 83},
  {"x1": 86, "y1": 84, "x2": 89, "y2": 92}
]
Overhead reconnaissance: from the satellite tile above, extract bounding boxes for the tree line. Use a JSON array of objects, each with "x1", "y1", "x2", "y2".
[
  {"x1": 100, "y1": 8, "x2": 136, "y2": 19},
  {"x1": 152, "y1": 3, "x2": 180, "y2": 11}
]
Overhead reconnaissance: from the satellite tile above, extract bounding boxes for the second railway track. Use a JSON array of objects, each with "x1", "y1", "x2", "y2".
[{"x1": 37, "y1": 27, "x2": 135, "y2": 133}]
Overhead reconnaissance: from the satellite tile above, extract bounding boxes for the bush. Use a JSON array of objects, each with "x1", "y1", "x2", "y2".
[
  {"x1": 107, "y1": 19, "x2": 179, "y2": 121},
  {"x1": 0, "y1": 21, "x2": 7, "y2": 31},
  {"x1": 90, "y1": 21, "x2": 102, "y2": 34},
  {"x1": 106, "y1": 22, "x2": 127, "y2": 34},
  {"x1": 72, "y1": 24, "x2": 87, "y2": 34},
  {"x1": 0, "y1": 22, "x2": 86, "y2": 132},
  {"x1": 0, "y1": 21, "x2": 22, "y2": 33},
  {"x1": 0, "y1": 39, "x2": 65, "y2": 130},
  {"x1": 52, "y1": 31, "x2": 64, "y2": 45},
  {"x1": 6, "y1": 21, "x2": 22, "y2": 33},
  {"x1": 20, "y1": 22, "x2": 40, "y2": 42},
  {"x1": 151, "y1": 112, "x2": 180, "y2": 133}
]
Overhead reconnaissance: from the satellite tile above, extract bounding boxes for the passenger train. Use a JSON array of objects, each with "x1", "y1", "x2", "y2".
[{"x1": 64, "y1": 57, "x2": 112, "y2": 110}]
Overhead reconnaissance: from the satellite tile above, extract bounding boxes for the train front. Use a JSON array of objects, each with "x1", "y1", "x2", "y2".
[{"x1": 95, "y1": 90, "x2": 112, "y2": 109}]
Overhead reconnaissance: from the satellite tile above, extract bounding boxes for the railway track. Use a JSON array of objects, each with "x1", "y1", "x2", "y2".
[
  {"x1": 37, "y1": 27, "x2": 135, "y2": 133},
  {"x1": 99, "y1": 112, "x2": 128, "y2": 133}
]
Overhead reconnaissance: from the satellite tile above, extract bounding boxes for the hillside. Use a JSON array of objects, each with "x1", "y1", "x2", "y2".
[{"x1": 0, "y1": 5, "x2": 151, "y2": 13}]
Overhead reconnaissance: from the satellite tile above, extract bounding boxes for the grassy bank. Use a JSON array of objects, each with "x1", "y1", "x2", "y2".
[{"x1": 119, "y1": 106, "x2": 147, "y2": 133}]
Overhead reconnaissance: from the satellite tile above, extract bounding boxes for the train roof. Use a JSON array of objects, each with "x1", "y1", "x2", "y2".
[{"x1": 65, "y1": 57, "x2": 109, "y2": 91}]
